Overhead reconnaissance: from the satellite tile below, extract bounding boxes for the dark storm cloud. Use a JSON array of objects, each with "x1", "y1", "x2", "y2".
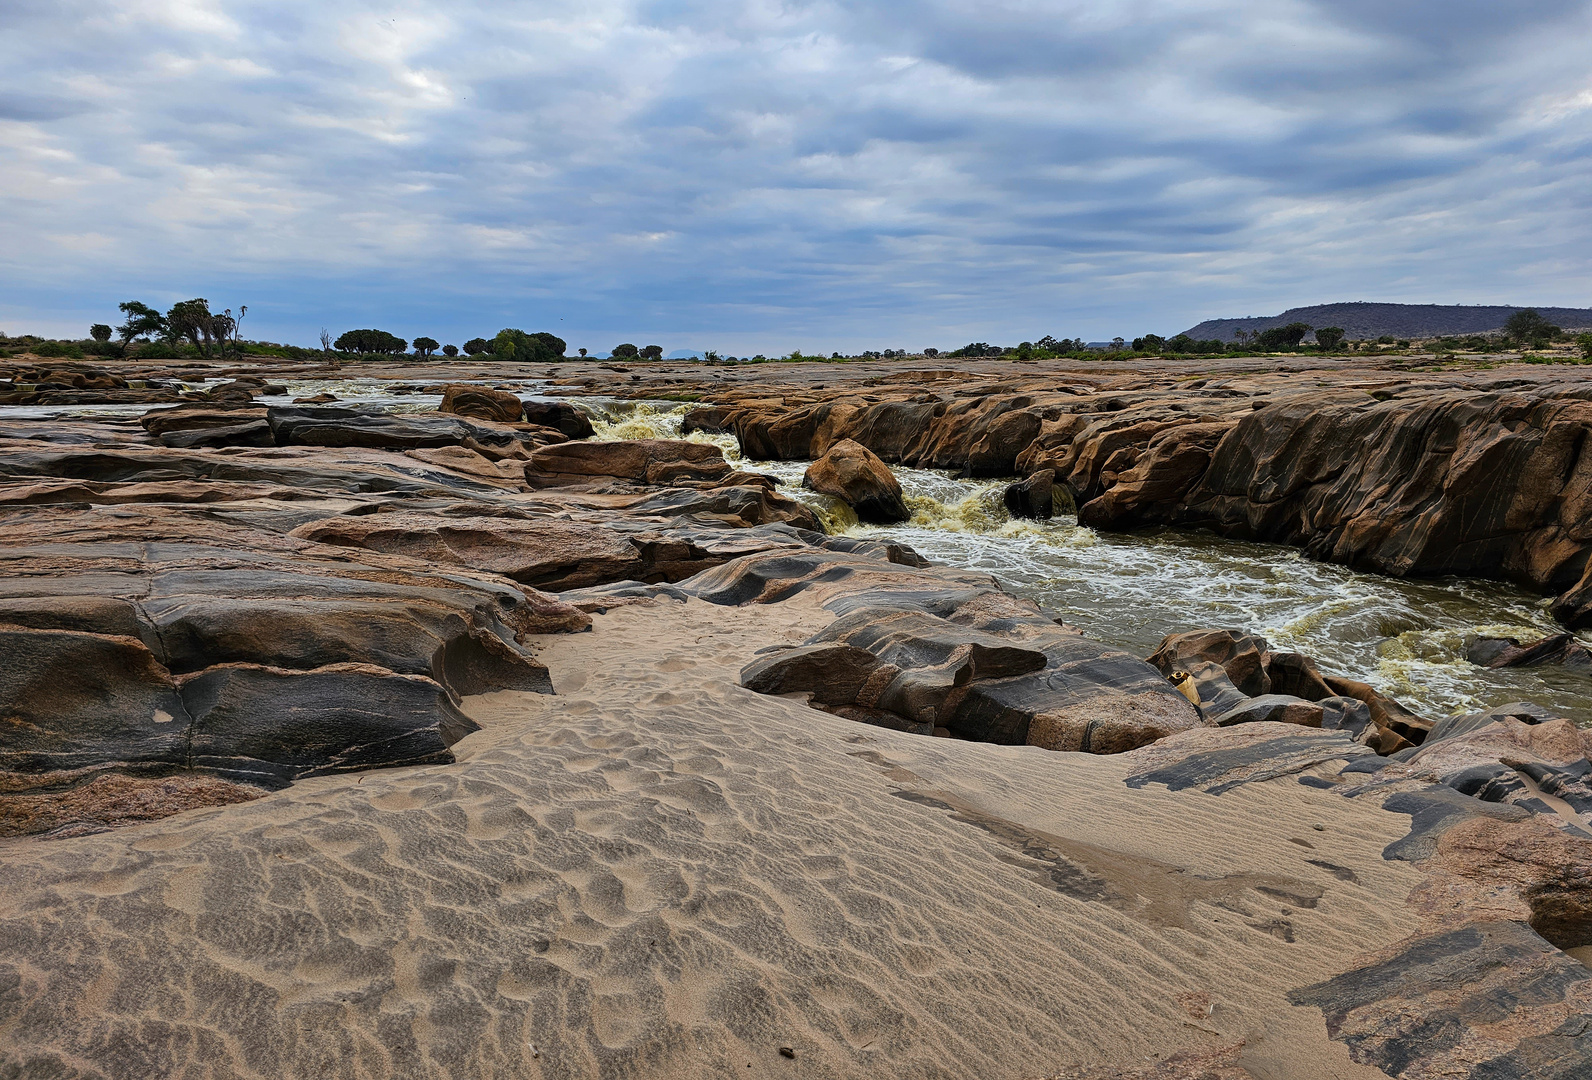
[{"x1": 0, "y1": 1, "x2": 1588, "y2": 350}]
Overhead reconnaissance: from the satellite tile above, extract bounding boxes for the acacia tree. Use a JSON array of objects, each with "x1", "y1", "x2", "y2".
[
  {"x1": 1315, "y1": 327, "x2": 1346, "y2": 351},
  {"x1": 611, "y1": 343, "x2": 639, "y2": 359},
  {"x1": 412, "y1": 336, "x2": 439, "y2": 358},
  {"x1": 89, "y1": 324, "x2": 112, "y2": 342},
  {"x1": 492, "y1": 329, "x2": 566, "y2": 362},
  {"x1": 116, "y1": 301, "x2": 166, "y2": 355},
  {"x1": 334, "y1": 329, "x2": 407, "y2": 355},
  {"x1": 442, "y1": 344, "x2": 459, "y2": 357},
  {"x1": 1505, "y1": 309, "x2": 1559, "y2": 349},
  {"x1": 640, "y1": 344, "x2": 663, "y2": 360}
]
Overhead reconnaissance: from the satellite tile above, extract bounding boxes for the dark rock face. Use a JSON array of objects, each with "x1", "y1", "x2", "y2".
[
  {"x1": 1466, "y1": 632, "x2": 1592, "y2": 671},
  {"x1": 1002, "y1": 468, "x2": 1054, "y2": 519},
  {"x1": 1210, "y1": 694, "x2": 1325, "y2": 728},
  {"x1": 523, "y1": 399, "x2": 596, "y2": 439},
  {"x1": 802, "y1": 439, "x2": 910, "y2": 524}
]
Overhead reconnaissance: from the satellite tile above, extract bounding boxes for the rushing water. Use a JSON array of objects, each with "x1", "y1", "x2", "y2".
[{"x1": 581, "y1": 400, "x2": 1592, "y2": 725}]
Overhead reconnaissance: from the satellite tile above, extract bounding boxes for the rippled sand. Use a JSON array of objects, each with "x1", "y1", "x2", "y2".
[{"x1": 1, "y1": 593, "x2": 1422, "y2": 1078}]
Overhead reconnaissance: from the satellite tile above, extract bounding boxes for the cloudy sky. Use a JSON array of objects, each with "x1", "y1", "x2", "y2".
[{"x1": 2, "y1": 1, "x2": 1590, "y2": 353}]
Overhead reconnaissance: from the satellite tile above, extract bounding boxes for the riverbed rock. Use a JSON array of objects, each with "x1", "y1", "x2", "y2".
[
  {"x1": 525, "y1": 438, "x2": 733, "y2": 487},
  {"x1": 1211, "y1": 694, "x2": 1326, "y2": 728},
  {"x1": 802, "y1": 438, "x2": 910, "y2": 524},
  {"x1": 523, "y1": 399, "x2": 596, "y2": 438},
  {"x1": 439, "y1": 383, "x2": 525, "y2": 423},
  {"x1": 1466, "y1": 632, "x2": 1592, "y2": 671},
  {"x1": 1149, "y1": 629, "x2": 1273, "y2": 697},
  {"x1": 1003, "y1": 468, "x2": 1054, "y2": 519}
]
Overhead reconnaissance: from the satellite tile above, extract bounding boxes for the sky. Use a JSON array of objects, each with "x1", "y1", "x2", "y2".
[{"x1": 2, "y1": 0, "x2": 1590, "y2": 354}]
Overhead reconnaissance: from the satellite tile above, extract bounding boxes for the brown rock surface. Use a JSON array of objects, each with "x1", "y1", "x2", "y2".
[
  {"x1": 439, "y1": 382, "x2": 525, "y2": 423},
  {"x1": 802, "y1": 438, "x2": 910, "y2": 523}
]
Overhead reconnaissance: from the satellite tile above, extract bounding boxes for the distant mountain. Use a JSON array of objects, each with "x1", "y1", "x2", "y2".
[{"x1": 1181, "y1": 302, "x2": 1592, "y2": 342}]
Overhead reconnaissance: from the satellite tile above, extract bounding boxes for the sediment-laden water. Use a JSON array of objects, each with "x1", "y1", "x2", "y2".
[{"x1": 584, "y1": 400, "x2": 1592, "y2": 724}]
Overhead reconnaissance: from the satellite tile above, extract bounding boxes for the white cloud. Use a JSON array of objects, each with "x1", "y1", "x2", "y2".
[{"x1": 0, "y1": 0, "x2": 1588, "y2": 349}]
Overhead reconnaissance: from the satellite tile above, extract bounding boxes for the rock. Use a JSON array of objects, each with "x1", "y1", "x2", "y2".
[
  {"x1": 526, "y1": 438, "x2": 733, "y2": 487},
  {"x1": 731, "y1": 564, "x2": 1200, "y2": 751},
  {"x1": 1171, "y1": 660, "x2": 1249, "y2": 720},
  {"x1": 802, "y1": 438, "x2": 909, "y2": 524},
  {"x1": 180, "y1": 662, "x2": 475, "y2": 788},
  {"x1": 1003, "y1": 468, "x2": 1054, "y2": 519},
  {"x1": 1290, "y1": 919, "x2": 1592, "y2": 1080},
  {"x1": 739, "y1": 643, "x2": 895, "y2": 705},
  {"x1": 266, "y1": 406, "x2": 547, "y2": 452},
  {"x1": 523, "y1": 400, "x2": 596, "y2": 439},
  {"x1": 1148, "y1": 629, "x2": 1272, "y2": 697},
  {"x1": 0, "y1": 772, "x2": 265, "y2": 840},
  {"x1": 1210, "y1": 693, "x2": 1325, "y2": 728},
  {"x1": 1317, "y1": 695, "x2": 1373, "y2": 738},
  {"x1": 439, "y1": 383, "x2": 524, "y2": 423},
  {"x1": 1466, "y1": 632, "x2": 1592, "y2": 671}
]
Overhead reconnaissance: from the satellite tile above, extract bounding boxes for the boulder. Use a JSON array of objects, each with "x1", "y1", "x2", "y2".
[
  {"x1": 523, "y1": 400, "x2": 596, "y2": 439},
  {"x1": 1003, "y1": 469, "x2": 1055, "y2": 519},
  {"x1": 439, "y1": 383, "x2": 524, "y2": 424},
  {"x1": 802, "y1": 438, "x2": 909, "y2": 524}
]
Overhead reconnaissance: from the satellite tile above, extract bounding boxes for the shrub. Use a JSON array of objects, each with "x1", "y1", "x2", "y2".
[
  {"x1": 33, "y1": 341, "x2": 84, "y2": 359},
  {"x1": 1577, "y1": 334, "x2": 1592, "y2": 360},
  {"x1": 90, "y1": 323, "x2": 112, "y2": 342}
]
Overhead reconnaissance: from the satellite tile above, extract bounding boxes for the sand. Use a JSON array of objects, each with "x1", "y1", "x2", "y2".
[{"x1": 0, "y1": 593, "x2": 1427, "y2": 1079}]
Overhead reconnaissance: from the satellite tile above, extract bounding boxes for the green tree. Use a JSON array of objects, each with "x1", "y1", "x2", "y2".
[
  {"x1": 1505, "y1": 309, "x2": 1559, "y2": 349},
  {"x1": 1132, "y1": 334, "x2": 1165, "y2": 353},
  {"x1": 492, "y1": 329, "x2": 567, "y2": 363},
  {"x1": 1577, "y1": 333, "x2": 1592, "y2": 360},
  {"x1": 463, "y1": 337, "x2": 492, "y2": 355},
  {"x1": 412, "y1": 336, "x2": 439, "y2": 358},
  {"x1": 1256, "y1": 322, "x2": 1313, "y2": 350},
  {"x1": 640, "y1": 344, "x2": 663, "y2": 361},
  {"x1": 442, "y1": 344, "x2": 459, "y2": 357},
  {"x1": 116, "y1": 300, "x2": 166, "y2": 355},
  {"x1": 611, "y1": 342, "x2": 639, "y2": 359},
  {"x1": 166, "y1": 298, "x2": 215, "y2": 353},
  {"x1": 89, "y1": 323, "x2": 112, "y2": 342},
  {"x1": 1315, "y1": 327, "x2": 1346, "y2": 351},
  {"x1": 334, "y1": 329, "x2": 407, "y2": 355}
]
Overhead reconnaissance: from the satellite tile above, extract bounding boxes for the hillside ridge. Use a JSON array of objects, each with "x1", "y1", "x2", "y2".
[{"x1": 1183, "y1": 301, "x2": 1592, "y2": 342}]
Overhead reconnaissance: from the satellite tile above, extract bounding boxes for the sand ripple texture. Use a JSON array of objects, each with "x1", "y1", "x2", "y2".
[{"x1": 0, "y1": 598, "x2": 1418, "y2": 1080}]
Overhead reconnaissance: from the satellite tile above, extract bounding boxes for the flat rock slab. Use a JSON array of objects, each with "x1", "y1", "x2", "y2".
[{"x1": 1123, "y1": 725, "x2": 1377, "y2": 795}]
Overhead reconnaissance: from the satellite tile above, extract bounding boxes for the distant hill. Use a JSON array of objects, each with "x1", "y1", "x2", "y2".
[{"x1": 1181, "y1": 302, "x2": 1592, "y2": 342}]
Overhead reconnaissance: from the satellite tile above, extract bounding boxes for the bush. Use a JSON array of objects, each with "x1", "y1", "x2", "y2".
[
  {"x1": 134, "y1": 341, "x2": 182, "y2": 360},
  {"x1": 1577, "y1": 334, "x2": 1592, "y2": 360},
  {"x1": 334, "y1": 329, "x2": 407, "y2": 355},
  {"x1": 90, "y1": 323, "x2": 112, "y2": 342},
  {"x1": 32, "y1": 341, "x2": 84, "y2": 359}
]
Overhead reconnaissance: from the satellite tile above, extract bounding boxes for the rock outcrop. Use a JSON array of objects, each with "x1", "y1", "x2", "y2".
[{"x1": 439, "y1": 382, "x2": 525, "y2": 423}]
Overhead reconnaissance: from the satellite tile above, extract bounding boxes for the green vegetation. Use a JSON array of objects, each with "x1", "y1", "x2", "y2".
[
  {"x1": 334, "y1": 329, "x2": 407, "y2": 355},
  {"x1": 412, "y1": 336, "x2": 439, "y2": 358},
  {"x1": 491, "y1": 329, "x2": 566, "y2": 363},
  {"x1": 610, "y1": 343, "x2": 639, "y2": 359},
  {"x1": 1505, "y1": 308, "x2": 1560, "y2": 350}
]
